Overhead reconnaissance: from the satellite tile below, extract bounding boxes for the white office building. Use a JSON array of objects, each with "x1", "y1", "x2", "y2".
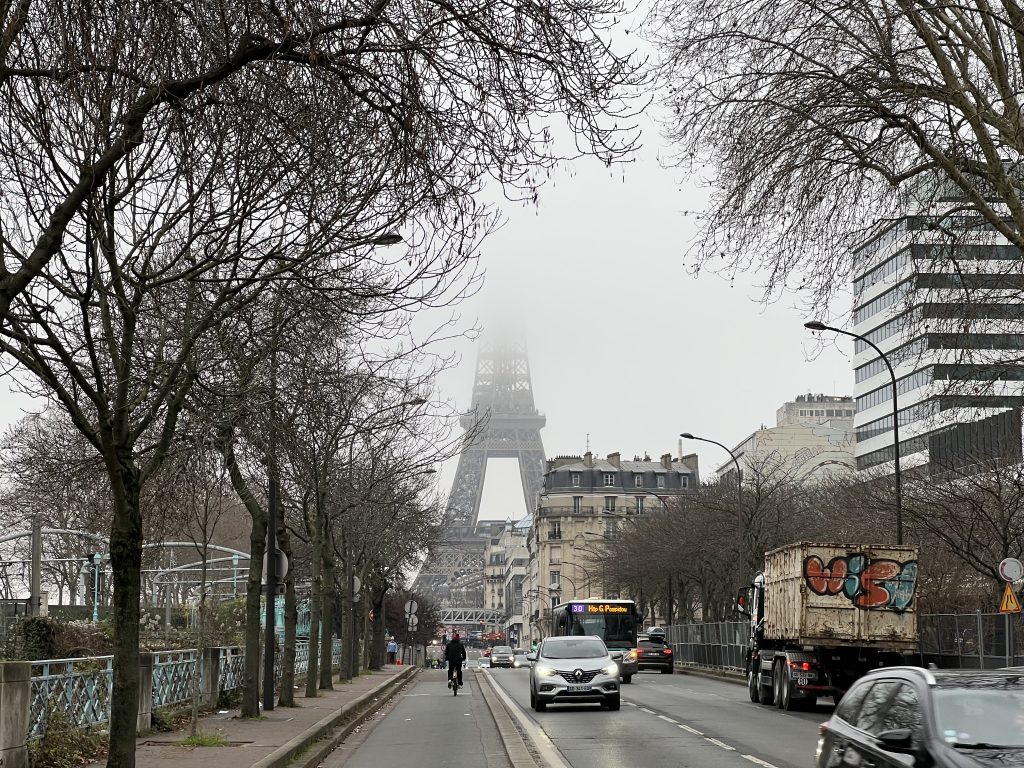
[{"x1": 850, "y1": 214, "x2": 1024, "y2": 476}]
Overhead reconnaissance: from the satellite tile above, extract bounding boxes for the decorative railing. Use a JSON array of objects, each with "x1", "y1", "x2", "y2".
[
  {"x1": 30, "y1": 638, "x2": 346, "y2": 741},
  {"x1": 30, "y1": 656, "x2": 113, "y2": 739},
  {"x1": 152, "y1": 650, "x2": 201, "y2": 709}
]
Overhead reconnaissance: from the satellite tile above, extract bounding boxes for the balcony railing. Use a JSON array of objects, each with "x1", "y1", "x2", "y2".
[{"x1": 538, "y1": 505, "x2": 596, "y2": 516}]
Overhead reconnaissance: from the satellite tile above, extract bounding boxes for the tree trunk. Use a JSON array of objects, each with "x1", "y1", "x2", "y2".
[
  {"x1": 305, "y1": 507, "x2": 322, "y2": 698},
  {"x1": 105, "y1": 456, "x2": 143, "y2": 768},
  {"x1": 191, "y1": 544, "x2": 209, "y2": 737},
  {"x1": 319, "y1": 534, "x2": 335, "y2": 690},
  {"x1": 242, "y1": 510, "x2": 268, "y2": 717},
  {"x1": 278, "y1": 521, "x2": 297, "y2": 707},
  {"x1": 368, "y1": 587, "x2": 386, "y2": 670}
]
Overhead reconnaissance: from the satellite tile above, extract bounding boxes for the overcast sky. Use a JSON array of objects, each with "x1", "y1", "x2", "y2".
[
  {"x1": 419, "y1": 110, "x2": 855, "y2": 524},
  {"x1": 0, "y1": 102, "x2": 856, "y2": 529}
]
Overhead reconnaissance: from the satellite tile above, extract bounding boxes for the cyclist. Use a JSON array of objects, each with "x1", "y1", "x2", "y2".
[{"x1": 445, "y1": 632, "x2": 467, "y2": 690}]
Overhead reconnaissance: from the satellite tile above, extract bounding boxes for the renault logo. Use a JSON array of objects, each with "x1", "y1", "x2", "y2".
[{"x1": 573, "y1": 669, "x2": 584, "y2": 680}]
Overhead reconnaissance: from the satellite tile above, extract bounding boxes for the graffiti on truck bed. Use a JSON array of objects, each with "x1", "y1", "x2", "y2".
[{"x1": 804, "y1": 553, "x2": 918, "y2": 611}]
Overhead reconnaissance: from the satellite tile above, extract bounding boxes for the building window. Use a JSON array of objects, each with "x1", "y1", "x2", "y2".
[
  {"x1": 605, "y1": 496, "x2": 616, "y2": 512},
  {"x1": 603, "y1": 472, "x2": 616, "y2": 486},
  {"x1": 657, "y1": 475, "x2": 665, "y2": 489},
  {"x1": 550, "y1": 546, "x2": 562, "y2": 565},
  {"x1": 573, "y1": 496, "x2": 582, "y2": 513},
  {"x1": 550, "y1": 571, "x2": 560, "y2": 590},
  {"x1": 549, "y1": 522, "x2": 561, "y2": 540},
  {"x1": 635, "y1": 496, "x2": 645, "y2": 513},
  {"x1": 571, "y1": 472, "x2": 581, "y2": 487},
  {"x1": 605, "y1": 520, "x2": 618, "y2": 539},
  {"x1": 681, "y1": 475, "x2": 689, "y2": 489},
  {"x1": 634, "y1": 473, "x2": 643, "y2": 487}
]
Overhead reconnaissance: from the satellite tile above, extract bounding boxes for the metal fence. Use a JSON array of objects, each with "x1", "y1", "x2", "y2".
[
  {"x1": 29, "y1": 638, "x2": 346, "y2": 740},
  {"x1": 665, "y1": 612, "x2": 1024, "y2": 676}
]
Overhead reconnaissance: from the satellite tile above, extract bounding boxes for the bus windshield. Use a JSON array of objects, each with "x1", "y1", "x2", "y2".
[{"x1": 571, "y1": 613, "x2": 636, "y2": 646}]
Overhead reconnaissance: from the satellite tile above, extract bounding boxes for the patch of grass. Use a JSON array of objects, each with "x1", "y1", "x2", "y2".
[{"x1": 180, "y1": 732, "x2": 228, "y2": 747}]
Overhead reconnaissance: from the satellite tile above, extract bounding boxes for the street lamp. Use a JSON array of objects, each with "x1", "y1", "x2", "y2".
[
  {"x1": 680, "y1": 432, "x2": 743, "y2": 497},
  {"x1": 805, "y1": 320, "x2": 903, "y2": 545}
]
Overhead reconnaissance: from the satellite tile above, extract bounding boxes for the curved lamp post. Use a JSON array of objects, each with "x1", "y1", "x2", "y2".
[
  {"x1": 805, "y1": 320, "x2": 903, "y2": 545},
  {"x1": 680, "y1": 432, "x2": 743, "y2": 499}
]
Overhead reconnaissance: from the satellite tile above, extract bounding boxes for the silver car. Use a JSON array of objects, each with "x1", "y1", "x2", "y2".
[
  {"x1": 527, "y1": 636, "x2": 621, "y2": 712},
  {"x1": 489, "y1": 645, "x2": 515, "y2": 668}
]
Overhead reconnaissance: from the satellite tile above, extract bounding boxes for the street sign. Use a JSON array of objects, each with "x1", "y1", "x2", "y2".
[
  {"x1": 404, "y1": 599, "x2": 418, "y2": 615},
  {"x1": 407, "y1": 615, "x2": 419, "y2": 627},
  {"x1": 1000, "y1": 583, "x2": 1022, "y2": 614},
  {"x1": 261, "y1": 549, "x2": 289, "y2": 583},
  {"x1": 1000, "y1": 558, "x2": 1024, "y2": 583}
]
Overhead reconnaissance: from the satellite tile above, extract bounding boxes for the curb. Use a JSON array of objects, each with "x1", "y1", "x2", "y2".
[
  {"x1": 675, "y1": 664, "x2": 746, "y2": 685},
  {"x1": 475, "y1": 670, "x2": 540, "y2": 768},
  {"x1": 251, "y1": 666, "x2": 419, "y2": 768},
  {"x1": 476, "y1": 669, "x2": 571, "y2": 768}
]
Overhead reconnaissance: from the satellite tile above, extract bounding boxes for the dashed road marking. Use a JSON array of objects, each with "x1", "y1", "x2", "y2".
[
  {"x1": 639, "y1": 707, "x2": 656, "y2": 714},
  {"x1": 658, "y1": 715, "x2": 678, "y2": 724},
  {"x1": 743, "y1": 755, "x2": 780, "y2": 768},
  {"x1": 678, "y1": 724, "x2": 703, "y2": 735},
  {"x1": 706, "y1": 738, "x2": 736, "y2": 751},
  {"x1": 624, "y1": 701, "x2": 637, "y2": 707}
]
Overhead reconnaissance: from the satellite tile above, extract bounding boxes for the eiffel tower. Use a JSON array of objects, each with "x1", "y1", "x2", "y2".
[{"x1": 414, "y1": 333, "x2": 546, "y2": 617}]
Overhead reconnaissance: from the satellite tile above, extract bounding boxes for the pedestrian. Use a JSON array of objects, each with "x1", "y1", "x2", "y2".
[
  {"x1": 445, "y1": 632, "x2": 467, "y2": 689},
  {"x1": 387, "y1": 637, "x2": 398, "y2": 665}
]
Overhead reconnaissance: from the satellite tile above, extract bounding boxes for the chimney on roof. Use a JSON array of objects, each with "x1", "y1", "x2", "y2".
[
  {"x1": 607, "y1": 452, "x2": 621, "y2": 468},
  {"x1": 661, "y1": 453, "x2": 672, "y2": 470},
  {"x1": 584, "y1": 451, "x2": 593, "y2": 468}
]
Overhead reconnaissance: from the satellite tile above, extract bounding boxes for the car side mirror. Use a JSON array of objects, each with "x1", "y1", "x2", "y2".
[
  {"x1": 876, "y1": 729, "x2": 914, "y2": 753},
  {"x1": 611, "y1": 652, "x2": 623, "y2": 661},
  {"x1": 526, "y1": 653, "x2": 536, "y2": 662}
]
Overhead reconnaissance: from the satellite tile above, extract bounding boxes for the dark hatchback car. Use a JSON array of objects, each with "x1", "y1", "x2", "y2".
[
  {"x1": 817, "y1": 667, "x2": 1024, "y2": 768},
  {"x1": 636, "y1": 631, "x2": 674, "y2": 674}
]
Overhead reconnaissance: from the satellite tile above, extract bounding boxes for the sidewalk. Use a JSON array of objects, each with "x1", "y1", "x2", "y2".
[{"x1": 135, "y1": 666, "x2": 414, "y2": 768}]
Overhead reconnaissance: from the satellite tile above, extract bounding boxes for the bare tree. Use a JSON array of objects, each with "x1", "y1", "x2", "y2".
[{"x1": 652, "y1": 0, "x2": 1024, "y2": 310}]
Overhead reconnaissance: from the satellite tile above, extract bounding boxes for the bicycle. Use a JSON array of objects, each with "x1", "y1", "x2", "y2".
[{"x1": 449, "y1": 666, "x2": 462, "y2": 696}]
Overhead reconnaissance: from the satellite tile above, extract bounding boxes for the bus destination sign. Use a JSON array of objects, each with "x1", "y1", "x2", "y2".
[{"x1": 570, "y1": 603, "x2": 629, "y2": 615}]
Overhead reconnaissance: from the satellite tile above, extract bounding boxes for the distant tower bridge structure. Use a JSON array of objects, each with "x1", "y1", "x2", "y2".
[{"x1": 414, "y1": 333, "x2": 545, "y2": 611}]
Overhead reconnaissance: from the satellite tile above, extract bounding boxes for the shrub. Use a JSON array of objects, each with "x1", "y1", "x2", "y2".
[{"x1": 27, "y1": 710, "x2": 105, "y2": 768}]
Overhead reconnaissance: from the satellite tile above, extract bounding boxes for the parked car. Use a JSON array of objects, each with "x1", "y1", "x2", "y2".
[
  {"x1": 817, "y1": 667, "x2": 1024, "y2": 768},
  {"x1": 528, "y1": 636, "x2": 621, "y2": 712},
  {"x1": 636, "y1": 631, "x2": 674, "y2": 674},
  {"x1": 490, "y1": 645, "x2": 515, "y2": 668},
  {"x1": 512, "y1": 650, "x2": 530, "y2": 668}
]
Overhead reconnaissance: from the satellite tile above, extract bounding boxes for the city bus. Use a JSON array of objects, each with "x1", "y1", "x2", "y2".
[{"x1": 549, "y1": 599, "x2": 641, "y2": 683}]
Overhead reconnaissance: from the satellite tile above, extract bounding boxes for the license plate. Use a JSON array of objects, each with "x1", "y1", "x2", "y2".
[{"x1": 567, "y1": 684, "x2": 592, "y2": 693}]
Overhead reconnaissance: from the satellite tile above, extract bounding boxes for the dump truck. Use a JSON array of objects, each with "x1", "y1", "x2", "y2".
[{"x1": 737, "y1": 542, "x2": 919, "y2": 711}]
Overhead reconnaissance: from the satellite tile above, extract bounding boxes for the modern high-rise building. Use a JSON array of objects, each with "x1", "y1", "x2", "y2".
[{"x1": 850, "y1": 215, "x2": 1024, "y2": 476}]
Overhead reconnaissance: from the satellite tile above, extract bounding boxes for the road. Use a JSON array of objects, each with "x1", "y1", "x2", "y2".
[{"x1": 486, "y1": 666, "x2": 831, "y2": 768}]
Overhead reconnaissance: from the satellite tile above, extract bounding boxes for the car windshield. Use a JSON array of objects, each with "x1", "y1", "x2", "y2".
[
  {"x1": 542, "y1": 638, "x2": 607, "y2": 659},
  {"x1": 934, "y1": 686, "x2": 1024, "y2": 747}
]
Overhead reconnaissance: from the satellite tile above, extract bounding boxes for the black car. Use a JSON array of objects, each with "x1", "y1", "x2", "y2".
[
  {"x1": 817, "y1": 667, "x2": 1024, "y2": 768},
  {"x1": 636, "y1": 632, "x2": 674, "y2": 674}
]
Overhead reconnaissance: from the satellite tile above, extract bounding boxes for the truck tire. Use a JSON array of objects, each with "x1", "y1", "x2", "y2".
[
  {"x1": 772, "y1": 661, "x2": 784, "y2": 708},
  {"x1": 757, "y1": 664, "x2": 774, "y2": 706},
  {"x1": 747, "y1": 669, "x2": 759, "y2": 702},
  {"x1": 777, "y1": 667, "x2": 791, "y2": 710}
]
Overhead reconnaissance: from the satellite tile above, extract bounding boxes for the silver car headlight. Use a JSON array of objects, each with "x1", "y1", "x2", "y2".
[
  {"x1": 602, "y1": 663, "x2": 619, "y2": 676},
  {"x1": 535, "y1": 664, "x2": 557, "y2": 677}
]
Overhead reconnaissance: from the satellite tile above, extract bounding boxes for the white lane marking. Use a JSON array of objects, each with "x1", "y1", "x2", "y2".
[
  {"x1": 639, "y1": 707, "x2": 656, "y2": 714},
  {"x1": 706, "y1": 738, "x2": 736, "y2": 751},
  {"x1": 743, "y1": 756, "x2": 780, "y2": 768},
  {"x1": 624, "y1": 701, "x2": 637, "y2": 707},
  {"x1": 678, "y1": 724, "x2": 704, "y2": 735},
  {"x1": 658, "y1": 715, "x2": 678, "y2": 724}
]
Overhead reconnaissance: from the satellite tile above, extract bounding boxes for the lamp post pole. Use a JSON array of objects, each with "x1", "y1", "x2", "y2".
[
  {"x1": 680, "y1": 433, "x2": 743, "y2": 500},
  {"x1": 805, "y1": 320, "x2": 903, "y2": 545}
]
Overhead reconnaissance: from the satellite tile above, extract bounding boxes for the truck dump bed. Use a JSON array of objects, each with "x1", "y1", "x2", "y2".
[{"x1": 763, "y1": 542, "x2": 919, "y2": 650}]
